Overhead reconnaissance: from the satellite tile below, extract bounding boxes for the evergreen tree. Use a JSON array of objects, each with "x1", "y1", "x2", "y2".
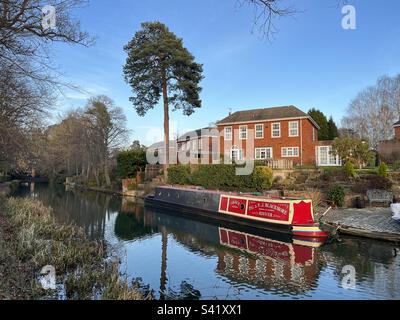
[
  {"x1": 123, "y1": 22, "x2": 203, "y2": 175},
  {"x1": 308, "y1": 108, "x2": 329, "y2": 140},
  {"x1": 327, "y1": 116, "x2": 339, "y2": 140}
]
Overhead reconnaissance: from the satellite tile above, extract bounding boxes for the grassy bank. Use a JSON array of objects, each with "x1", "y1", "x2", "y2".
[{"x1": 0, "y1": 196, "x2": 151, "y2": 300}]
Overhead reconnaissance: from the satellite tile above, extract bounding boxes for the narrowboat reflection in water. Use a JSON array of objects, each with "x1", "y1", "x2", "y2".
[
  {"x1": 141, "y1": 206, "x2": 323, "y2": 295},
  {"x1": 217, "y1": 227, "x2": 321, "y2": 292}
]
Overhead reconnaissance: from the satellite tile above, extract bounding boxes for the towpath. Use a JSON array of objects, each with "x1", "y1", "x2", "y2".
[{"x1": 322, "y1": 207, "x2": 400, "y2": 243}]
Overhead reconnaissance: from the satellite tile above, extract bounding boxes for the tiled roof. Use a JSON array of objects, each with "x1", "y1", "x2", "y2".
[
  {"x1": 148, "y1": 140, "x2": 177, "y2": 149},
  {"x1": 217, "y1": 105, "x2": 318, "y2": 128},
  {"x1": 177, "y1": 127, "x2": 218, "y2": 142}
]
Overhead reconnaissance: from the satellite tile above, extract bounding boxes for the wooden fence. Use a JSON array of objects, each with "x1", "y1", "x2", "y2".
[{"x1": 256, "y1": 159, "x2": 293, "y2": 170}]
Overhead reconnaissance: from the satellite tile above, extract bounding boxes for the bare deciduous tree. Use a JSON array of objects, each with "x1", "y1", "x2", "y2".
[
  {"x1": 0, "y1": 0, "x2": 93, "y2": 84},
  {"x1": 84, "y1": 96, "x2": 129, "y2": 186},
  {"x1": 237, "y1": 0, "x2": 296, "y2": 39},
  {"x1": 341, "y1": 74, "x2": 400, "y2": 149},
  {"x1": 0, "y1": 0, "x2": 92, "y2": 173},
  {"x1": 42, "y1": 97, "x2": 129, "y2": 186}
]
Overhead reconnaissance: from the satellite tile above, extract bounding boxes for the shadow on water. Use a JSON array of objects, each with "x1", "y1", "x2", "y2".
[{"x1": 14, "y1": 183, "x2": 400, "y2": 300}]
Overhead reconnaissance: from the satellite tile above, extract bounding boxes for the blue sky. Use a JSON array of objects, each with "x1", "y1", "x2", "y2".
[{"x1": 52, "y1": 0, "x2": 400, "y2": 146}]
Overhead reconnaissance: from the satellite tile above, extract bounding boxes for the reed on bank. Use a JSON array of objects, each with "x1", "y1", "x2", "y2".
[{"x1": 0, "y1": 195, "x2": 151, "y2": 300}]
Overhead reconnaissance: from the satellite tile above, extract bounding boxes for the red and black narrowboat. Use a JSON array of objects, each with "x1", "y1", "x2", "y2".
[{"x1": 145, "y1": 186, "x2": 329, "y2": 241}]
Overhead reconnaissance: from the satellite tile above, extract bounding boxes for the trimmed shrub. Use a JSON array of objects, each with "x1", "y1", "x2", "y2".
[
  {"x1": 252, "y1": 166, "x2": 273, "y2": 191},
  {"x1": 344, "y1": 161, "x2": 357, "y2": 179},
  {"x1": 167, "y1": 165, "x2": 191, "y2": 185},
  {"x1": 327, "y1": 184, "x2": 345, "y2": 207},
  {"x1": 377, "y1": 162, "x2": 388, "y2": 177}
]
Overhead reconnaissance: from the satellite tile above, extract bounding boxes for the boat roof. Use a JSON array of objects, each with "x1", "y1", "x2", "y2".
[{"x1": 156, "y1": 185, "x2": 307, "y2": 201}]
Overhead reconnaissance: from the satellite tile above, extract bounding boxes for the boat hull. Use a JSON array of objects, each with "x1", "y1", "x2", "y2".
[
  {"x1": 145, "y1": 186, "x2": 329, "y2": 239},
  {"x1": 145, "y1": 196, "x2": 292, "y2": 234}
]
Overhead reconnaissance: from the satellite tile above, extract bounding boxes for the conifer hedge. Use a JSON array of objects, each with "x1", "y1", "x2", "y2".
[{"x1": 167, "y1": 164, "x2": 273, "y2": 192}]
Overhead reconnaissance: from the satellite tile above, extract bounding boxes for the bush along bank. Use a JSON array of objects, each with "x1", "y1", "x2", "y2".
[
  {"x1": 167, "y1": 164, "x2": 273, "y2": 192},
  {"x1": 0, "y1": 196, "x2": 152, "y2": 300}
]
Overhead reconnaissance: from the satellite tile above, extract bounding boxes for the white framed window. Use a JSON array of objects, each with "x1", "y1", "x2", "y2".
[
  {"x1": 230, "y1": 148, "x2": 243, "y2": 161},
  {"x1": 272, "y1": 122, "x2": 281, "y2": 138},
  {"x1": 198, "y1": 138, "x2": 202, "y2": 150},
  {"x1": 224, "y1": 127, "x2": 232, "y2": 140},
  {"x1": 312, "y1": 128, "x2": 316, "y2": 141},
  {"x1": 282, "y1": 147, "x2": 299, "y2": 157},
  {"x1": 255, "y1": 147, "x2": 273, "y2": 160},
  {"x1": 316, "y1": 146, "x2": 341, "y2": 166},
  {"x1": 288, "y1": 121, "x2": 299, "y2": 137},
  {"x1": 255, "y1": 124, "x2": 264, "y2": 139},
  {"x1": 239, "y1": 125, "x2": 247, "y2": 140}
]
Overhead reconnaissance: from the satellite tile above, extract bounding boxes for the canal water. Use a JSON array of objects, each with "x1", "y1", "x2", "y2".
[{"x1": 14, "y1": 183, "x2": 400, "y2": 300}]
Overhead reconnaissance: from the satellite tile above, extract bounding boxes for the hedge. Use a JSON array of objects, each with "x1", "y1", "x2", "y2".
[
  {"x1": 116, "y1": 149, "x2": 147, "y2": 178},
  {"x1": 167, "y1": 164, "x2": 273, "y2": 192},
  {"x1": 167, "y1": 165, "x2": 191, "y2": 185}
]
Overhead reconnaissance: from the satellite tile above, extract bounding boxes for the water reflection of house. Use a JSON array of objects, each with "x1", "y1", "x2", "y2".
[{"x1": 216, "y1": 228, "x2": 321, "y2": 293}]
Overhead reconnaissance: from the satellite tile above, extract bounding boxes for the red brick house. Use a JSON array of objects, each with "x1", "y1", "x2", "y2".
[
  {"x1": 216, "y1": 105, "x2": 341, "y2": 166},
  {"x1": 377, "y1": 120, "x2": 400, "y2": 162},
  {"x1": 177, "y1": 127, "x2": 219, "y2": 164},
  {"x1": 395, "y1": 120, "x2": 400, "y2": 140}
]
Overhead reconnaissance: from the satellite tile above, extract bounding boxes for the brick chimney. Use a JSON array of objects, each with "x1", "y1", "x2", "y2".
[{"x1": 394, "y1": 120, "x2": 400, "y2": 140}]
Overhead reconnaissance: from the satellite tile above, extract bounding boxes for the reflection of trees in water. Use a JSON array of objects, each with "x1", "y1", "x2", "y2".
[
  {"x1": 115, "y1": 198, "x2": 157, "y2": 241},
  {"x1": 114, "y1": 212, "x2": 155, "y2": 241},
  {"x1": 321, "y1": 237, "x2": 400, "y2": 297},
  {"x1": 17, "y1": 183, "x2": 121, "y2": 239},
  {"x1": 163, "y1": 281, "x2": 201, "y2": 300},
  {"x1": 321, "y1": 238, "x2": 395, "y2": 276}
]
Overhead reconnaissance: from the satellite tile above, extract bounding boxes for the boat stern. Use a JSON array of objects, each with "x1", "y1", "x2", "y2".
[{"x1": 292, "y1": 225, "x2": 329, "y2": 238}]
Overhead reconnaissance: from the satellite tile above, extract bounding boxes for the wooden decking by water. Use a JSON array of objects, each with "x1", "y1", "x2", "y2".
[{"x1": 322, "y1": 207, "x2": 400, "y2": 243}]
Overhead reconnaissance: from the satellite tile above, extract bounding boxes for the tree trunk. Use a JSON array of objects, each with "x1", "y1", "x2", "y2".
[
  {"x1": 161, "y1": 70, "x2": 169, "y2": 180},
  {"x1": 159, "y1": 226, "x2": 168, "y2": 300},
  {"x1": 104, "y1": 159, "x2": 111, "y2": 187},
  {"x1": 94, "y1": 168, "x2": 100, "y2": 186},
  {"x1": 86, "y1": 162, "x2": 91, "y2": 181}
]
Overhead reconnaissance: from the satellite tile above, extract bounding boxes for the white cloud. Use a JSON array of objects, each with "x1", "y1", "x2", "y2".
[{"x1": 62, "y1": 83, "x2": 110, "y2": 101}]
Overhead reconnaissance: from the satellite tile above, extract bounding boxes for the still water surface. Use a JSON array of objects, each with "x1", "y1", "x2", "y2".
[{"x1": 15, "y1": 183, "x2": 400, "y2": 300}]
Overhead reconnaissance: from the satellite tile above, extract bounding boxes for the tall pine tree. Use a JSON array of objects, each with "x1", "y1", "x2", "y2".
[{"x1": 123, "y1": 22, "x2": 203, "y2": 175}]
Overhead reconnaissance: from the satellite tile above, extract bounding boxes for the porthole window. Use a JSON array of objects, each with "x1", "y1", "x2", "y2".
[{"x1": 240, "y1": 203, "x2": 245, "y2": 210}]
